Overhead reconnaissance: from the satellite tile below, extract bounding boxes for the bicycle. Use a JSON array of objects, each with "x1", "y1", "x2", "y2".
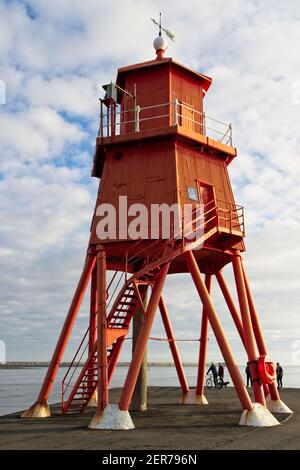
[{"x1": 206, "y1": 373, "x2": 228, "y2": 389}]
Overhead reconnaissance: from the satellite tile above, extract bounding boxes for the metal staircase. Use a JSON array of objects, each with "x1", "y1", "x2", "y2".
[
  {"x1": 61, "y1": 197, "x2": 244, "y2": 414},
  {"x1": 62, "y1": 277, "x2": 151, "y2": 414}
]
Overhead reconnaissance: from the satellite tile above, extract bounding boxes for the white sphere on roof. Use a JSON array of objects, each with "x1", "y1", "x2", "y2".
[{"x1": 153, "y1": 35, "x2": 167, "y2": 51}]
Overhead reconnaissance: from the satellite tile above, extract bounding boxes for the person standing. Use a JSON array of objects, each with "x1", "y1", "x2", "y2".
[
  {"x1": 218, "y1": 363, "x2": 224, "y2": 384},
  {"x1": 245, "y1": 364, "x2": 252, "y2": 387},
  {"x1": 207, "y1": 362, "x2": 218, "y2": 387},
  {"x1": 276, "y1": 362, "x2": 283, "y2": 390}
]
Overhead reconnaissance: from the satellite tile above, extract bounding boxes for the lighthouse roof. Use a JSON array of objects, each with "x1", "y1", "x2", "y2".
[{"x1": 116, "y1": 57, "x2": 212, "y2": 94}]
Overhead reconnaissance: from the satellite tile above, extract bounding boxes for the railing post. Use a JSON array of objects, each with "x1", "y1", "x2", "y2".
[
  {"x1": 216, "y1": 200, "x2": 219, "y2": 230},
  {"x1": 203, "y1": 111, "x2": 206, "y2": 136},
  {"x1": 173, "y1": 97, "x2": 178, "y2": 126},
  {"x1": 106, "y1": 109, "x2": 109, "y2": 137},
  {"x1": 229, "y1": 122, "x2": 232, "y2": 146},
  {"x1": 134, "y1": 105, "x2": 140, "y2": 132},
  {"x1": 181, "y1": 210, "x2": 185, "y2": 250},
  {"x1": 99, "y1": 99, "x2": 103, "y2": 138}
]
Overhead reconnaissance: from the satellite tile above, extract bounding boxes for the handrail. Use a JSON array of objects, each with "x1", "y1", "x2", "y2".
[
  {"x1": 139, "y1": 102, "x2": 170, "y2": 111},
  {"x1": 61, "y1": 255, "x2": 128, "y2": 405},
  {"x1": 62, "y1": 323, "x2": 95, "y2": 407},
  {"x1": 99, "y1": 98, "x2": 233, "y2": 146},
  {"x1": 62, "y1": 196, "x2": 244, "y2": 406},
  {"x1": 125, "y1": 197, "x2": 245, "y2": 270}
]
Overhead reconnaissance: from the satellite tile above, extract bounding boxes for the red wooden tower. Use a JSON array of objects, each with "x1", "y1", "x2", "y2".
[{"x1": 22, "y1": 28, "x2": 292, "y2": 428}]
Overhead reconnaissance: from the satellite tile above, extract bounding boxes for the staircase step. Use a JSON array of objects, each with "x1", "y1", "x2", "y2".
[{"x1": 62, "y1": 276, "x2": 148, "y2": 413}]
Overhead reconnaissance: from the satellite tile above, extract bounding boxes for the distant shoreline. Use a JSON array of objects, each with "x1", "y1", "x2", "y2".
[
  {"x1": 0, "y1": 361, "x2": 201, "y2": 369},
  {"x1": 1, "y1": 362, "x2": 297, "y2": 369}
]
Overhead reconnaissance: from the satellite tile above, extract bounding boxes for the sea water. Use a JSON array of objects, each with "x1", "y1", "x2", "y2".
[{"x1": 0, "y1": 365, "x2": 299, "y2": 416}]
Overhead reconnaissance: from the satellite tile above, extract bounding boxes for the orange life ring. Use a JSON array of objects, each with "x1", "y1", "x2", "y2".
[{"x1": 258, "y1": 355, "x2": 276, "y2": 385}]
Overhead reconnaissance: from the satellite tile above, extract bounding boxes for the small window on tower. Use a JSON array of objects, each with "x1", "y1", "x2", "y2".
[{"x1": 187, "y1": 186, "x2": 199, "y2": 201}]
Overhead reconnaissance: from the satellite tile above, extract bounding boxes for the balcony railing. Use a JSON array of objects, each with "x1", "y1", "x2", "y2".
[
  {"x1": 120, "y1": 198, "x2": 244, "y2": 277},
  {"x1": 98, "y1": 99, "x2": 233, "y2": 146}
]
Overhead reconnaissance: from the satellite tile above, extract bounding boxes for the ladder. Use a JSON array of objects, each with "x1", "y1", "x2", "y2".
[
  {"x1": 61, "y1": 198, "x2": 236, "y2": 414},
  {"x1": 62, "y1": 276, "x2": 152, "y2": 414}
]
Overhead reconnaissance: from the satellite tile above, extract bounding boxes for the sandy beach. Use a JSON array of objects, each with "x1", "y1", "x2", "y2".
[{"x1": 0, "y1": 387, "x2": 299, "y2": 450}]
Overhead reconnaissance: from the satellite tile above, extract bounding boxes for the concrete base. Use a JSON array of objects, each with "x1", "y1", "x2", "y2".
[
  {"x1": 266, "y1": 396, "x2": 293, "y2": 414},
  {"x1": 181, "y1": 389, "x2": 208, "y2": 405},
  {"x1": 21, "y1": 401, "x2": 51, "y2": 418},
  {"x1": 239, "y1": 402, "x2": 280, "y2": 427},
  {"x1": 88, "y1": 404, "x2": 135, "y2": 430},
  {"x1": 88, "y1": 390, "x2": 98, "y2": 408}
]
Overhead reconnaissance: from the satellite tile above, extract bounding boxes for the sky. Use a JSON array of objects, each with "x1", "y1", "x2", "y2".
[{"x1": 0, "y1": 0, "x2": 300, "y2": 369}]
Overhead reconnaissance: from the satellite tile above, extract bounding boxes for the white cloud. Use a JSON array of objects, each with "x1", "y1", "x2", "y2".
[
  {"x1": 0, "y1": 107, "x2": 86, "y2": 160},
  {"x1": 23, "y1": 75, "x2": 99, "y2": 118}
]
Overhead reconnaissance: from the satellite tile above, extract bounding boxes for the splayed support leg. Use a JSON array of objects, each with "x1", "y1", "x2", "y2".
[
  {"x1": 158, "y1": 295, "x2": 190, "y2": 402},
  {"x1": 97, "y1": 247, "x2": 108, "y2": 412},
  {"x1": 21, "y1": 249, "x2": 96, "y2": 418},
  {"x1": 88, "y1": 265, "x2": 98, "y2": 407},
  {"x1": 89, "y1": 246, "x2": 120, "y2": 429},
  {"x1": 194, "y1": 274, "x2": 212, "y2": 404},
  {"x1": 119, "y1": 263, "x2": 170, "y2": 413},
  {"x1": 89, "y1": 248, "x2": 130, "y2": 429},
  {"x1": 184, "y1": 251, "x2": 278, "y2": 426},
  {"x1": 241, "y1": 261, "x2": 292, "y2": 414},
  {"x1": 131, "y1": 287, "x2": 148, "y2": 412},
  {"x1": 215, "y1": 270, "x2": 245, "y2": 347},
  {"x1": 184, "y1": 251, "x2": 252, "y2": 411},
  {"x1": 108, "y1": 337, "x2": 125, "y2": 384},
  {"x1": 232, "y1": 252, "x2": 266, "y2": 407}
]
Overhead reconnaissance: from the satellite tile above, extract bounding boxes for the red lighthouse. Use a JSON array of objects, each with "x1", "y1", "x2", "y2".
[{"x1": 22, "y1": 23, "x2": 292, "y2": 428}]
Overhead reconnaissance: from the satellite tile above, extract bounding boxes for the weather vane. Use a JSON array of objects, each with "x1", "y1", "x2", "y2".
[{"x1": 151, "y1": 13, "x2": 175, "y2": 42}]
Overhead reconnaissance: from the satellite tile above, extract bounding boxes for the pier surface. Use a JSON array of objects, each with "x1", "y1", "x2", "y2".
[{"x1": 0, "y1": 387, "x2": 299, "y2": 450}]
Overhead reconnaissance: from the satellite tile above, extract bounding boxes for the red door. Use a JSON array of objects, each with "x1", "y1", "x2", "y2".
[{"x1": 198, "y1": 182, "x2": 216, "y2": 230}]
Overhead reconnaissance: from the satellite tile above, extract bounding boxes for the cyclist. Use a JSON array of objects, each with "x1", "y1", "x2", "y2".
[{"x1": 207, "y1": 362, "x2": 218, "y2": 387}]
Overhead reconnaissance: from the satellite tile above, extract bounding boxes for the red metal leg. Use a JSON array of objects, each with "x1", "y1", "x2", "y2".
[
  {"x1": 184, "y1": 251, "x2": 253, "y2": 411},
  {"x1": 97, "y1": 247, "x2": 108, "y2": 412},
  {"x1": 108, "y1": 337, "x2": 125, "y2": 384},
  {"x1": 215, "y1": 271, "x2": 245, "y2": 347},
  {"x1": 196, "y1": 274, "x2": 212, "y2": 396},
  {"x1": 241, "y1": 261, "x2": 280, "y2": 401},
  {"x1": 232, "y1": 252, "x2": 266, "y2": 406},
  {"x1": 88, "y1": 266, "x2": 97, "y2": 390},
  {"x1": 37, "y1": 250, "x2": 96, "y2": 404},
  {"x1": 159, "y1": 295, "x2": 189, "y2": 394},
  {"x1": 89, "y1": 266, "x2": 97, "y2": 355},
  {"x1": 119, "y1": 263, "x2": 170, "y2": 411}
]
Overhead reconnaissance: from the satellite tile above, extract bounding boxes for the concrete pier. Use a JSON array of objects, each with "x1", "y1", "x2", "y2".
[{"x1": 0, "y1": 387, "x2": 299, "y2": 450}]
